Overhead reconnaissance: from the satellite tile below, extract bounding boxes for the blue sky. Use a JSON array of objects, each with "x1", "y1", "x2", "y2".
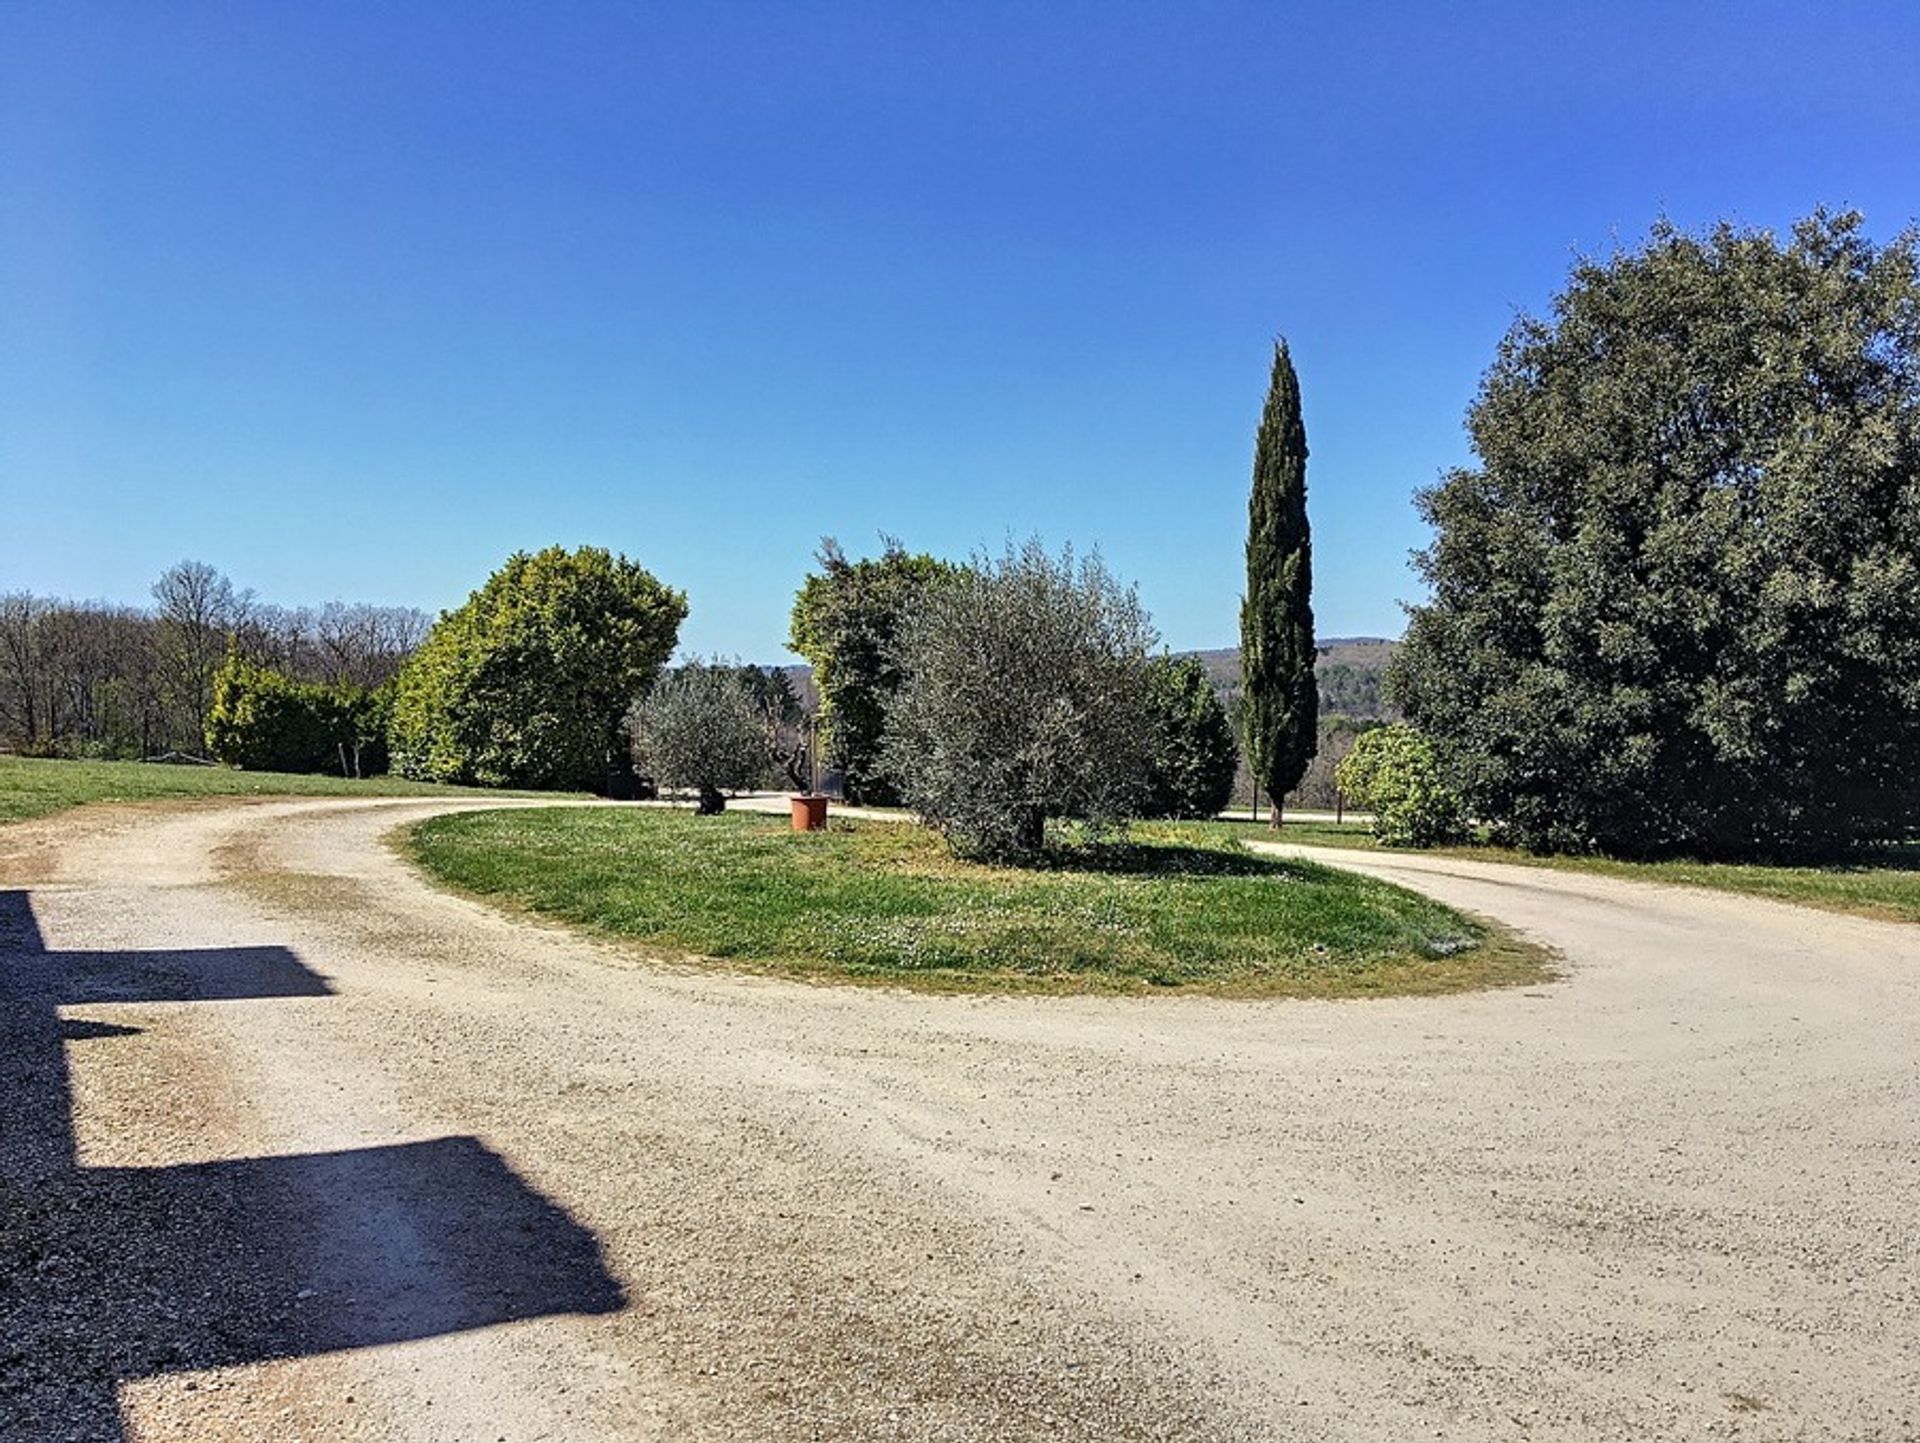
[{"x1": 3, "y1": 2, "x2": 1916, "y2": 659}]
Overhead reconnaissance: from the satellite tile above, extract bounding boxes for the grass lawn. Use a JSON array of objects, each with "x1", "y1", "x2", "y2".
[
  {"x1": 405, "y1": 807, "x2": 1548, "y2": 996},
  {"x1": 0, "y1": 754, "x2": 564, "y2": 826},
  {"x1": 1192, "y1": 818, "x2": 1920, "y2": 925}
]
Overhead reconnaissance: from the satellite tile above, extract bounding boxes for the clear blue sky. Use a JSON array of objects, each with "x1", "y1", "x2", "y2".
[{"x1": 3, "y1": 3, "x2": 1916, "y2": 660}]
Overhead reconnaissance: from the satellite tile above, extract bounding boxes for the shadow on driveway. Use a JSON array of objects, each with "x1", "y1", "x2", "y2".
[{"x1": 0, "y1": 890, "x2": 625, "y2": 1442}]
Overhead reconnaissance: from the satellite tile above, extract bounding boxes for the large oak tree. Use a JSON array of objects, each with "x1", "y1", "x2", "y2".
[{"x1": 1392, "y1": 212, "x2": 1920, "y2": 858}]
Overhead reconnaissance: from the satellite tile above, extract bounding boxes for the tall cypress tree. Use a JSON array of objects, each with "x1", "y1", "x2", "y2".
[{"x1": 1239, "y1": 339, "x2": 1317, "y2": 827}]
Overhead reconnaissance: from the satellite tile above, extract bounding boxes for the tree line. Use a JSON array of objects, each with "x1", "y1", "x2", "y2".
[
  {"x1": 0, "y1": 561, "x2": 426, "y2": 762},
  {"x1": 18, "y1": 209, "x2": 1908, "y2": 864}
]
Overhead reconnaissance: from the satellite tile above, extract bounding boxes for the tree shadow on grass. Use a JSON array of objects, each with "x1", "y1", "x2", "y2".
[
  {"x1": 1571, "y1": 839, "x2": 1920, "y2": 872},
  {"x1": 1841, "y1": 843, "x2": 1920, "y2": 874},
  {"x1": 1000, "y1": 835, "x2": 1315, "y2": 881}
]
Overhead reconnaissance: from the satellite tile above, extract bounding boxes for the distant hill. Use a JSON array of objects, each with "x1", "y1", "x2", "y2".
[
  {"x1": 782, "y1": 664, "x2": 819, "y2": 714},
  {"x1": 1186, "y1": 638, "x2": 1401, "y2": 719},
  {"x1": 778, "y1": 636, "x2": 1401, "y2": 721}
]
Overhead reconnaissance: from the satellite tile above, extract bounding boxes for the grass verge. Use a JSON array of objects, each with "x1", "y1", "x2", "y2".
[
  {"x1": 1192, "y1": 818, "x2": 1920, "y2": 925},
  {"x1": 405, "y1": 807, "x2": 1549, "y2": 996},
  {"x1": 0, "y1": 754, "x2": 567, "y2": 826}
]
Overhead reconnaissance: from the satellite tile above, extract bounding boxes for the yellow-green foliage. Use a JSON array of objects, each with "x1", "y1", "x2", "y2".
[
  {"x1": 390, "y1": 546, "x2": 686, "y2": 791},
  {"x1": 1336, "y1": 725, "x2": 1467, "y2": 848},
  {"x1": 205, "y1": 654, "x2": 386, "y2": 774}
]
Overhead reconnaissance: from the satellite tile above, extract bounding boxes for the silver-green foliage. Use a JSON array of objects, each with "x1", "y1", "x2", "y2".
[
  {"x1": 883, "y1": 540, "x2": 1157, "y2": 860},
  {"x1": 631, "y1": 661, "x2": 770, "y2": 810},
  {"x1": 1335, "y1": 726, "x2": 1468, "y2": 849}
]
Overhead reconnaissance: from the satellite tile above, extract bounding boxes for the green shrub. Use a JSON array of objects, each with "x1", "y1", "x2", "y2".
[
  {"x1": 205, "y1": 655, "x2": 385, "y2": 775},
  {"x1": 389, "y1": 546, "x2": 686, "y2": 791},
  {"x1": 1139, "y1": 655, "x2": 1237, "y2": 820},
  {"x1": 1335, "y1": 725, "x2": 1467, "y2": 848}
]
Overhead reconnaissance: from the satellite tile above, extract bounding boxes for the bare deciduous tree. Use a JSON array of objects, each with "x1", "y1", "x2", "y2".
[
  {"x1": 152, "y1": 560, "x2": 252, "y2": 752},
  {"x1": 0, "y1": 568, "x2": 432, "y2": 760},
  {"x1": 315, "y1": 602, "x2": 429, "y2": 689},
  {"x1": 0, "y1": 593, "x2": 54, "y2": 748}
]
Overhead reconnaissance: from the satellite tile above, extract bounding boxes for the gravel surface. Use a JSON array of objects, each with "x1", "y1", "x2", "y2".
[{"x1": 2, "y1": 796, "x2": 1917, "y2": 1441}]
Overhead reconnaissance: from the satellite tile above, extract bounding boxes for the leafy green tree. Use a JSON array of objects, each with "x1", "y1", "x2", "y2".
[
  {"x1": 1139, "y1": 655, "x2": 1238, "y2": 820},
  {"x1": 390, "y1": 546, "x2": 686, "y2": 791},
  {"x1": 1392, "y1": 211, "x2": 1920, "y2": 858},
  {"x1": 1239, "y1": 340, "x2": 1318, "y2": 826},
  {"x1": 340, "y1": 683, "x2": 394, "y2": 777},
  {"x1": 789, "y1": 538, "x2": 954, "y2": 805},
  {"x1": 631, "y1": 661, "x2": 769, "y2": 813},
  {"x1": 1334, "y1": 725, "x2": 1467, "y2": 848},
  {"x1": 883, "y1": 540, "x2": 1156, "y2": 860},
  {"x1": 205, "y1": 653, "x2": 384, "y2": 775}
]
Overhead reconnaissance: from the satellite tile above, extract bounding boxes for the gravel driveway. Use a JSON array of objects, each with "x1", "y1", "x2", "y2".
[{"x1": 2, "y1": 797, "x2": 1916, "y2": 1442}]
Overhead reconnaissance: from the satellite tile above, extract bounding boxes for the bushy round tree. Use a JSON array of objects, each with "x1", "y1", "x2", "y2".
[
  {"x1": 1334, "y1": 725, "x2": 1467, "y2": 848},
  {"x1": 631, "y1": 661, "x2": 768, "y2": 813},
  {"x1": 1393, "y1": 212, "x2": 1920, "y2": 858},
  {"x1": 883, "y1": 540, "x2": 1156, "y2": 860},
  {"x1": 1139, "y1": 655, "x2": 1238, "y2": 820},
  {"x1": 390, "y1": 547, "x2": 686, "y2": 791}
]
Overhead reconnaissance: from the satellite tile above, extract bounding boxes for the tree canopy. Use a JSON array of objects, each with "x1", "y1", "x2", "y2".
[
  {"x1": 883, "y1": 540, "x2": 1156, "y2": 860},
  {"x1": 1139, "y1": 655, "x2": 1238, "y2": 820},
  {"x1": 391, "y1": 546, "x2": 686, "y2": 791},
  {"x1": 1392, "y1": 211, "x2": 1920, "y2": 857},
  {"x1": 631, "y1": 660, "x2": 769, "y2": 813},
  {"x1": 788, "y1": 538, "x2": 953, "y2": 805},
  {"x1": 205, "y1": 653, "x2": 388, "y2": 776}
]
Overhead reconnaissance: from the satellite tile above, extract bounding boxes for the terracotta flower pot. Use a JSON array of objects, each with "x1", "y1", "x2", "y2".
[{"x1": 791, "y1": 794, "x2": 829, "y2": 832}]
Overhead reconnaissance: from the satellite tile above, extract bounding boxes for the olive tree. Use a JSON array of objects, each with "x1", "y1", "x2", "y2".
[
  {"x1": 882, "y1": 540, "x2": 1156, "y2": 860},
  {"x1": 631, "y1": 661, "x2": 769, "y2": 813}
]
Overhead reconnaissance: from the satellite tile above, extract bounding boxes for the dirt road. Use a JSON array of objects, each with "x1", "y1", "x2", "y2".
[{"x1": 3, "y1": 798, "x2": 1916, "y2": 1442}]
